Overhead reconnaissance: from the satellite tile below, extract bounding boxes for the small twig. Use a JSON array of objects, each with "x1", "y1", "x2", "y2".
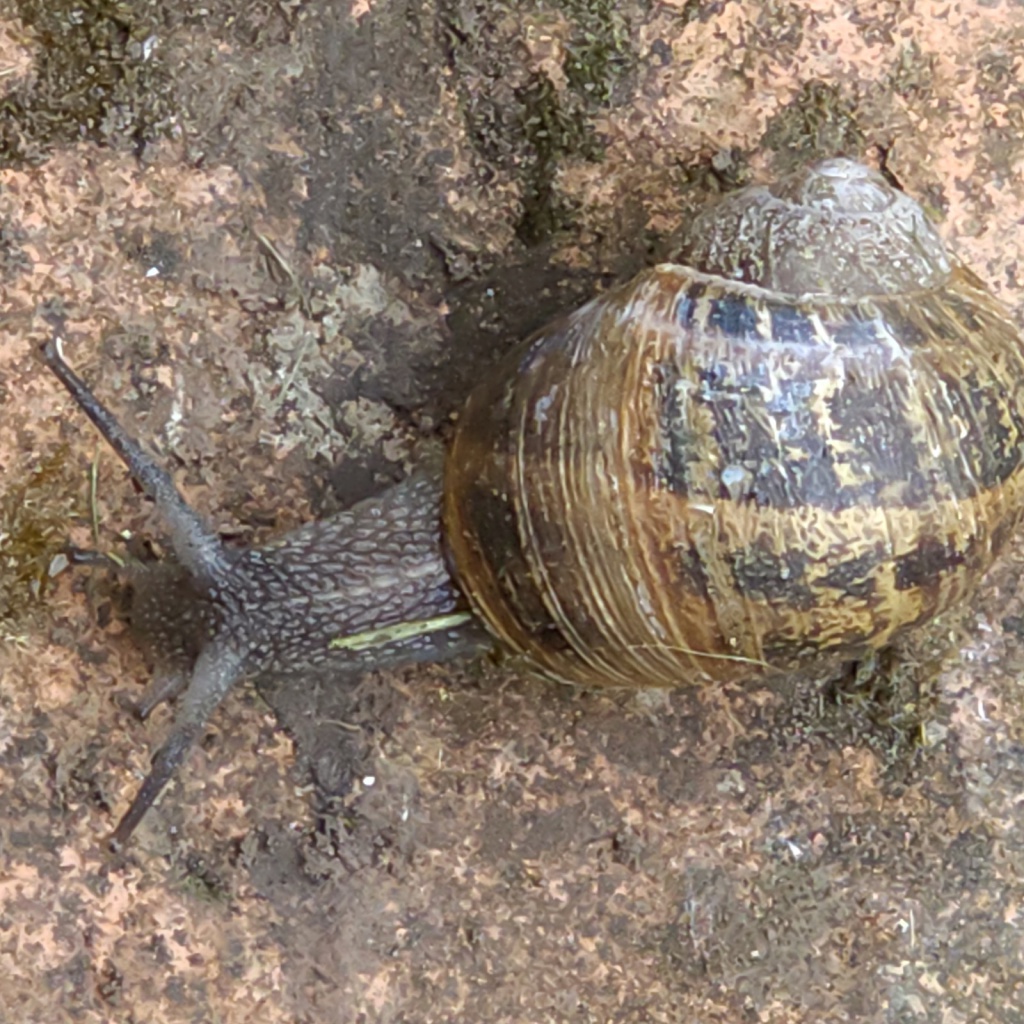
[
  {"x1": 273, "y1": 332, "x2": 315, "y2": 411},
  {"x1": 319, "y1": 718, "x2": 363, "y2": 733},
  {"x1": 254, "y1": 229, "x2": 310, "y2": 315},
  {"x1": 89, "y1": 447, "x2": 102, "y2": 546}
]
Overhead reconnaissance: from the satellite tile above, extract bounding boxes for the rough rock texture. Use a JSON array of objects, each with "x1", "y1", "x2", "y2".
[{"x1": 3, "y1": 1, "x2": 1024, "y2": 1021}]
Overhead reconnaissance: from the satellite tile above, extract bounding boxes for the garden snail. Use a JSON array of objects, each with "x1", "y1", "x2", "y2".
[{"x1": 45, "y1": 157, "x2": 1024, "y2": 846}]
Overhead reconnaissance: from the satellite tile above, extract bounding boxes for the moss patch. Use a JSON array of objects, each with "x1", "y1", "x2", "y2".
[
  {"x1": 1, "y1": 0, "x2": 173, "y2": 164},
  {"x1": 0, "y1": 445, "x2": 79, "y2": 633},
  {"x1": 437, "y1": 0, "x2": 639, "y2": 246},
  {"x1": 515, "y1": 74, "x2": 603, "y2": 244},
  {"x1": 762, "y1": 80, "x2": 863, "y2": 166},
  {"x1": 557, "y1": 0, "x2": 635, "y2": 105}
]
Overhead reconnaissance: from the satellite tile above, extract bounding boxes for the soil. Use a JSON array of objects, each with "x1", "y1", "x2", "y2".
[{"x1": 3, "y1": 1, "x2": 1024, "y2": 1022}]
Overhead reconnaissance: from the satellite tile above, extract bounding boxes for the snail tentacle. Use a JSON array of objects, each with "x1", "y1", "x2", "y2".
[
  {"x1": 44, "y1": 336, "x2": 233, "y2": 589},
  {"x1": 109, "y1": 642, "x2": 245, "y2": 848}
]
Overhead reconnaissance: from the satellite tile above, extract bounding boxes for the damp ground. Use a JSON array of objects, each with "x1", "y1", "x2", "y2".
[{"x1": 3, "y1": 2, "x2": 1024, "y2": 1021}]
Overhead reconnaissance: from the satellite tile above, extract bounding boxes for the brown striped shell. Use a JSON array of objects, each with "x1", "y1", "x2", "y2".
[{"x1": 443, "y1": 158, "x2": 1024, "y2": 688}]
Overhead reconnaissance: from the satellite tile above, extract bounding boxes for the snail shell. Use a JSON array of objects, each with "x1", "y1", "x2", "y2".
[{"x1": 445, "y1": 158, "x2": 1024, "y2": 688}]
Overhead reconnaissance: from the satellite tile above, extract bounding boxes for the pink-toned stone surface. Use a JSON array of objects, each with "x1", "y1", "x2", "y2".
[{"x1": 3, "y1": 2, "x2": 1024, "y2": 1022}]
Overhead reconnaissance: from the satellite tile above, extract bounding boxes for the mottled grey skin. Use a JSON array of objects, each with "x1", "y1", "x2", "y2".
[{"x1": 44, "y1": 339, "x2": 488, "y2": 845}]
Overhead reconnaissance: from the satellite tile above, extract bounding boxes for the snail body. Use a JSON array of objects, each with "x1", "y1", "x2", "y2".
[{"x1": 46, "y1": 158, "x2": 1024, "y2": 844}]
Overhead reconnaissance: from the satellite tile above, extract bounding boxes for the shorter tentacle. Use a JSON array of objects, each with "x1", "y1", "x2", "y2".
[
  {"x1": 133, "y1": 666, "x2": 190, "y2": 721},
  {"x1": 110, "y1": 643, "x2": 245, "y2": 848}
]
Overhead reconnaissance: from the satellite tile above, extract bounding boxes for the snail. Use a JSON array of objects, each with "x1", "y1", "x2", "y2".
[{"x1": 45, "y1": 157, "x2": 1024, "y2": 846}]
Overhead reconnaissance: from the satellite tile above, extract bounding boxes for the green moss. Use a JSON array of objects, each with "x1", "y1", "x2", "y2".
[
  {"x1": 1, "y1": 0, "x2": 173, "y2": 164},
  {"x1": 766, "y1": 626, "x2": 952, "y2": 784},
  {"x1": 0, "y1": 219, "x2": 31, "y2": 277},
  {"x1": 888, "y1": 41, "x2": 936, "y2": 101},
  {"x1": 516, "y1": 0, "x2": 637, "y2": 243},
  {"x1": 437, "y1": 0, "x2": 634, "y2": 247},
  {"x1": 515, "y1": 75, "x2": 601, "y2": 245},
  {"x1": 0, "y1": 445, "x2": 80, "y2": 632},
  {"x1": 823, "y1": 649, "x2": 935, "y2": 758},
  {"x1": 557, "y1": 0, "x2": 635, "y2": 106},
  {"x1": 761, "y1": 80, "x2": 863, "y2": 166},
  {"x1": 178, "y1": 853, "x2": 233, "y2": 904},
  {"x1": 803, "y1": 621, "x2": 954, "y2": 775},
  {"x1": 680, "y1": 148, "x2": 754, "y2": 195}
]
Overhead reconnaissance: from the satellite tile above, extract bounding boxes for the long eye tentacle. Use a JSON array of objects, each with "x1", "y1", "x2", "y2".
[{"x1": 43, "y1": 336, "x2": 233, "y2": 589}]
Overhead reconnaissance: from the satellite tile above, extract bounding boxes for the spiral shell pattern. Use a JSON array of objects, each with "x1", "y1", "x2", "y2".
[{"x1": 444, "y1": 160, "x2": 1024, "y2": 687}]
